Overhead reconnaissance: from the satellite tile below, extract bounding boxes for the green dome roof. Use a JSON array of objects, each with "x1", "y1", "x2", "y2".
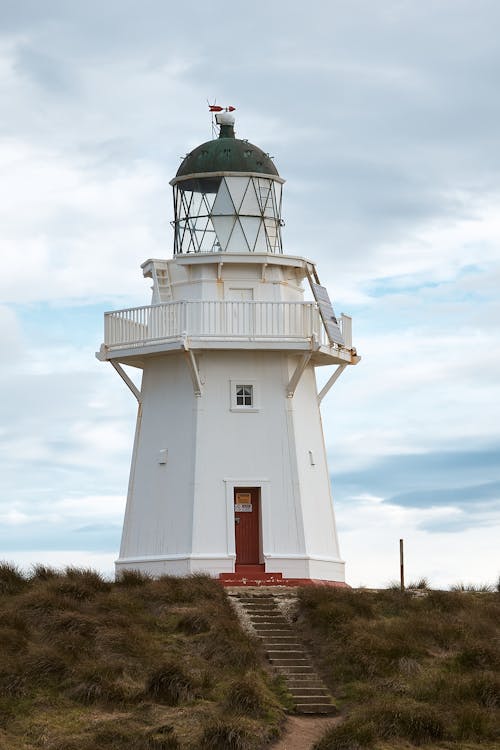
[{"x1": 175, "y1": 131, "x2": 279, "y2": 179}]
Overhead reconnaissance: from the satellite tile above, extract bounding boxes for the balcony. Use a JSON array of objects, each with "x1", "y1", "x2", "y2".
[{"x1": 98, "y1": 300, "x2": 354, "y2": 366}]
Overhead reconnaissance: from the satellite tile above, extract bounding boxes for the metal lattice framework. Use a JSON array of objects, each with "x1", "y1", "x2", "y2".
[{"x1": 172, "y1": 175, "x2": 283, "y2": 254}]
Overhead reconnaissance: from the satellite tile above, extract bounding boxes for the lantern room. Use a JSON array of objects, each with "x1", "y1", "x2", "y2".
[{"x1": 171, "y1": 111, "x2": 284, "y2": 254}]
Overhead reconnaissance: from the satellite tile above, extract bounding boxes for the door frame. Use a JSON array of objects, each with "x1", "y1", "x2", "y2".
[
  {"x1": 224, "y1": 478, "x2": 270, "y2": 568},
  {"x1": 234, "y1": 487, "x2": 261, "y2": 565}
]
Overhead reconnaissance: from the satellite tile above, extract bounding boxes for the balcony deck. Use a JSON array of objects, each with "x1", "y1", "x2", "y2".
[{"x1": 97, "y1": 300, "x2": 356, "y2": 367}]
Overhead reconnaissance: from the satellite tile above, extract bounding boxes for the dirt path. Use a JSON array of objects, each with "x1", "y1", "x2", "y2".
[{"x1": 272, "y1": 716, "x2": 340, "y2": 750}]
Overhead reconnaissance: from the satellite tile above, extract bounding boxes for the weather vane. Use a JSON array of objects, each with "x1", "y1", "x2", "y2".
[{"x1": 208, "y1": 102, "x2": 236, "y2": 137}]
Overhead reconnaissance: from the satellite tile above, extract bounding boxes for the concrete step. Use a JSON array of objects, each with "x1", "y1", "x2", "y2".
[
  {"x1": 260, "y1": 635, "x2": 301, "y2": 642},
  {"x1": 295, "y1": 703, "x2": 337, "y2": 715},
  {"x1": 276, "y1": 666, "x2": 316, "y2": 675},
  {"x1": 231, "y1": 592, "x2": 336, "y2": 716},
  {"x1": 262, "y1": 643, "x2": 302, "y2": 656},
  {"x1": 248, "y1": 612, "x2": 288, "y2": 619},
  {"x1": 286, "y1": 679, "x2": 326, "y2": 689},
  {"x1": 270, "y1": 659, "x2": 311, "y2": 667},
  {"x1": 288, "y1": 693, "x2": 332, "y2": 703},
  {"x1": 247, "y1": 612, "x2": 288, "y2": 619},
  {"x1": 252, "y1": 627, "x2": 292, "y2": 634},
  {"x1": 260, "y1": 636, "x2": 299, "y2": 641}
]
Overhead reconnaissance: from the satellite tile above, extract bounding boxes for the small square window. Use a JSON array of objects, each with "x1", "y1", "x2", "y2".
[
  {"x1": 230, "y1": 379, "x2": 259, "y2": 412},
  {"x1": 236, "y1": 385, "x2": 253, "y2": 407}
]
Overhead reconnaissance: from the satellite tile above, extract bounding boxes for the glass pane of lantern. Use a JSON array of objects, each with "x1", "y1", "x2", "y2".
[
  {"x1": 179, "y1": 190, "x2": 193, "y2": 220},
  {"x1": 212, "y1": 179, "x2": 235, "y2": 215},
  {"x1": 196, "y1": 216, "x2": 212, "y2": 250},
  {"x1": 264, "y1": 218, "x2": 279, "y2": 251},
  {"x1": 239, "y1": 216, "x2": 261, "y2": 252},
  {"x1": 254, "y1": 221, "x2": 268, "y2": 252},
  {"x1": 225, "y1": 177, "x2": 250, "y2": 213},
  {"x1": 270, "y1": 183, "x2": 279, "y2": 218},
  {"x1": 226, "y1": 219, "x2": 250, "y2": 252},
  {"x1": 239, "y1": 179, "x2": 260, "y2": 216},
  {"x1": 202, "y1": 191, "x2": 216, "y2": 212},
  {"x1": 191, "y1": 192, "x2": 204, "y2": 216},
  {"x1": 257, "y1": 178, "x2": 275, "y2": 217},
  {"x1": 212, "y1": 215, "x2": 236, "y2": 250}
]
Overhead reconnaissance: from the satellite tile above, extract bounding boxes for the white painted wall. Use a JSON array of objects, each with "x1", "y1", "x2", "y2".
[
  {"x1": 117, "y1": 347, "x2": 344, "y2": 581},
  {"x1": 116, "y1": 253, "x2": 345, "y2": 582},
  {"x1": 152, "y1": 254, "x2": 306, "y2": 304}
]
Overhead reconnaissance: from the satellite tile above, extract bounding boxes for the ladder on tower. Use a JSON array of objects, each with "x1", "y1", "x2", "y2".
[
  {"x1": 142, "y1": 260, "x2": 173, "y2": 304},
  {"x1": 257, "y1": 181, "x2": 278, "y2": 251}
]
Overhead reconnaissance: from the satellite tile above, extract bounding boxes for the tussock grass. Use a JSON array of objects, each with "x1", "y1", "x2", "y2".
[
  {"x1": 299, "y1": 586, "x2": 500, "y2": 750},
  {"x1": 223, "y1": 672, "x2": 282, "y2": 719},
  {"x1": 145, "y1": 662, "x2": 196, "y2": 705},
  {"x1": 0, "y1": 562, "x2": 28, "y2": 595},
  {"x1": 175, "y1": 611, "x2": 211, "y2": 634},
  {"x1": 313, "y1": 719, "x2": 376, "y2": 750},
  {"x1": 199, "y1": 718, "x2": 256, "y2": 750},
  {"x1": 29, "y1": 563, "x2": 62, "y2": 581},
  {"x1": 146, "y1": 724, "x2": 181, "y2": 749},
  {"x1": 407, "y1": 577, "x2": 430, "y2": 590},
  {"x1": 450, "y1": 581, "x2": 494, "y2": 592},
  {"x1": 115, "y1": 568, "x2": 152, "y2": 587},
  {"x1": 0, "y1": 566, "x2": 283, "y2": 749}
]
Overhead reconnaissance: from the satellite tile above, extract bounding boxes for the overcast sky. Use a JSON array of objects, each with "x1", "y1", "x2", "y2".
[{"x1": 1, "y1": 0, "x2": 499, "y2": 588}]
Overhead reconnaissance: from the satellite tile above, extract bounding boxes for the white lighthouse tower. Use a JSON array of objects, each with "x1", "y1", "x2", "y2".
[{"x1": 98, "y1": 109, "x2": 360, "y2": 584}]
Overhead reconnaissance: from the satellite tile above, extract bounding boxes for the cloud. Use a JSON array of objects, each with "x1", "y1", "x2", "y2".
[
  {"x1": 14, "y1": 43, "x2": 78, "y2": 93},
  {"x1": 0, "y1": 1, "x2": 499, "y2": 588},
  {"x1": 388, "y1": 481, "x2": 500, "y2": 510},
  {"x1": 339, "y1": 498, "x2": 500, "y2": 589},
  {"x1": 0, "y1": 138, "x2": 168, "y2": 304},
  {"x1": 0, "y1": 493, "x2": 126, "y2": 556}
]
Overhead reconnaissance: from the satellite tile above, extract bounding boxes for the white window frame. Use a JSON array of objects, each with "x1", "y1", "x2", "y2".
[{"x1": 230, "y1": 379, "x2": 260, "y2": 412}]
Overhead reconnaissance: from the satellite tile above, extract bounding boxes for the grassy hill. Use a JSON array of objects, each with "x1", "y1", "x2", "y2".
[
  {"x1": 295, "y1": 585, "x2": 500, "y2": 750},
  {"x1": 1, "y1": 564, "x2": 498, "y2": 750},
  {"x1": 0, "y1": 564, "x2": 285, "y2": 750}
]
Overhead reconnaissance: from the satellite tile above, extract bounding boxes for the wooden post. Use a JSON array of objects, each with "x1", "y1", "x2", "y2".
[{"x1": 400, "y1": 538, "x2": 405, "y2": 591}]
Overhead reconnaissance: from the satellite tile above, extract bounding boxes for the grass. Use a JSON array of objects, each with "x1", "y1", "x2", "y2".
[
  {"x1": 3, "y1": 563, "x2": 498, "y2": 749},
  {"x1": 0, "y1": 564, "x2": 285, "y2": 749},
  {"x1": 198, "y1": 718, "x2": 256, "y2": 750},
  {"x1": 450, "y1": 582, "x2": 494, "y2": 592},
  {"x1": 294, "y1": 586, "x2": 500, "y2": 750}
]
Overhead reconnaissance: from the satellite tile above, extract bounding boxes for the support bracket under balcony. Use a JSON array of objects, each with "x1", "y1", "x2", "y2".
[
  {"x1": 110, "y1": 361, "x2": 141, "y2": 402},
  {"x1": 317, "y1": 364, "x2": 347, "y2": 404},
  {"x1": 286, "y1": 352, "x2": 312, "y2": 398},
  {"x1": 183, "y1": 341, "x2": 202, "y2": 397}
]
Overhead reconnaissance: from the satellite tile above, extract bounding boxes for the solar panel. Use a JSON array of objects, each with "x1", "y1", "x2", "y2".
[{"x1": 310, "y1": 282, "x2": 345, "y2": 346}]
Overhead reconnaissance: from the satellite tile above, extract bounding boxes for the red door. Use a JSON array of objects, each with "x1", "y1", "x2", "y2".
[{"x1": 234, "y1": 487, "x2": 260, "y2": 565}]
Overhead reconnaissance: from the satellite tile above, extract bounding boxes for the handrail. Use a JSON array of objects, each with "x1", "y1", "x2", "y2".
[{"x1": 103, "y1": 300, "x2": 331, "y2": 349}]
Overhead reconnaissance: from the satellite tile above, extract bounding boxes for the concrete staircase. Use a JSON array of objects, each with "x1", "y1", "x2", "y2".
[{"x1": 230, "y1": 592, "x2": 336, "y2": 715}]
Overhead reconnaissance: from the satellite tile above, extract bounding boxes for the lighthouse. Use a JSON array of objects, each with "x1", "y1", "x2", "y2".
[{"x1": 97, "y1": 109, "x2": 360, "y2": 584}]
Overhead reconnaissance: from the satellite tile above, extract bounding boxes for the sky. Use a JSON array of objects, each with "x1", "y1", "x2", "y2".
[{"x1": 1, "y1": 0, "x2": 499, "y2": 588}]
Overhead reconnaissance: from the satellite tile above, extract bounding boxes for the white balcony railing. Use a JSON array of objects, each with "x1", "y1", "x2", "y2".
[{"x1": 103, "y1": 300, "x2": 331, "y2": 350}]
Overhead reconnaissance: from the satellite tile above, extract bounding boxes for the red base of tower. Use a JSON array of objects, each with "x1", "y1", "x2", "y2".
[{"x1": 218, "y1": 564, "x2": 349, "y2": 588}]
